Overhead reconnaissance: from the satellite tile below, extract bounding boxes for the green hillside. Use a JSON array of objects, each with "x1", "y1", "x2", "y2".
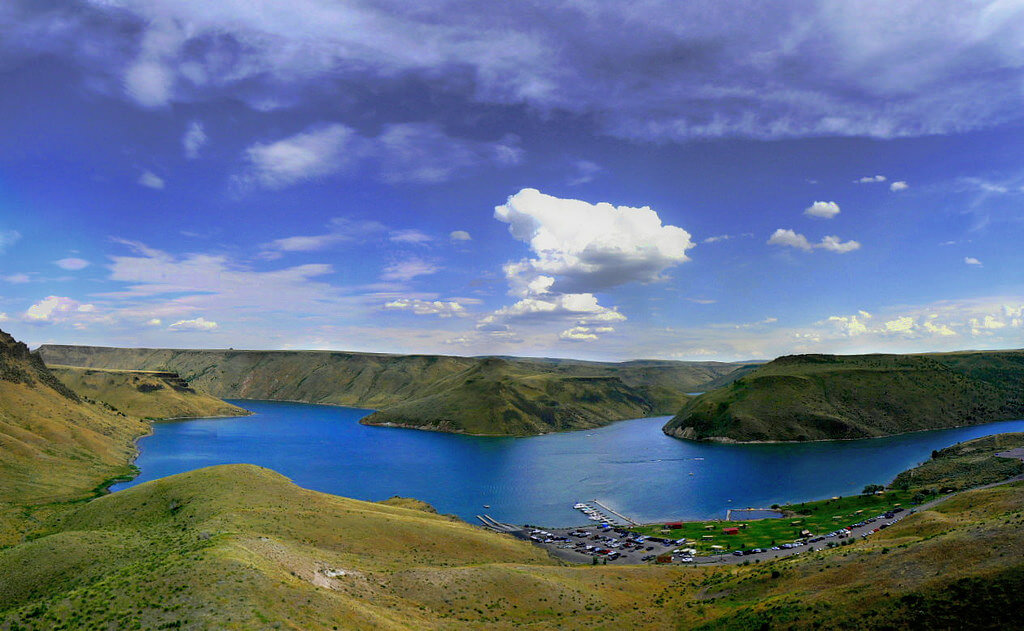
[
  {"x1": 38, "y1": 345, "x2": 744, "y2": 436},
  {"x1": 664, "y1": 351, "x2": 1024, "y2": 442},
  {"x1": 3, "y1": 461, "x2": 1024, "y2": 629},
  {"x1": 49, "y1": 366, "x2": 250, "y2": 421}
]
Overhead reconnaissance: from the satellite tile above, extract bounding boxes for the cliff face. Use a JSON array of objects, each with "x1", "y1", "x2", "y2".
[
  {"x1": 664, "y1": 351, "x2": 1024, "y2": 442},
  {"x1": 37, "y1": 345, "x2": 745, "y2": 436}
]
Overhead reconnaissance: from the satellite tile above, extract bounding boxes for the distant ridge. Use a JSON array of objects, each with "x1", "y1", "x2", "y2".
[
  {"x1": 664, "y1": 350, "x2": 1024, "y2": 442},
  {"x1": 38, "y1": 345, "x2": 748, "y2": 436}
]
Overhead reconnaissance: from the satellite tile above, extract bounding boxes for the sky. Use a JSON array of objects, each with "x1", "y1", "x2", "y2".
[{"x1": 0, "y1": 0, "x2": 1022, "y2": 362}]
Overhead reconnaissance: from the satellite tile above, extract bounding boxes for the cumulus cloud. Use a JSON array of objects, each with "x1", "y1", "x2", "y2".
[
  {"x1": 965, "y1": 256, "x2": 982, "y2": 266},
  {"x1": 768, "y1": 229, "x2": 860, "y2": 253},
  {"x1": 804, "y1": 200, "x2": 841, "y2": 219},
  {"x1": 236, "y1": 122, "x2": 522, "y2": 191},
  {"x1": 449, "y1": 230, "x2": 472, "y2": 242},
  {"x1": 890, "y1": 180, "x2": 909, "y2": 192},
  {"x1": 826, "y1": 310, "x2": 873, "y2": 336},
  {"x1": 183, "y1": 121, "x2": 208, "y2": 159},
  {"x1": 384, "y1": 298, "x2": 466, "y2": 318},
  {"x1": 168, "y1": 316, "x2": 218, "y2": 331},
  {"x1": 138, "y1": 170, "x2": 165, "y2": 189},
  {"x1": 855, "y1": 175, "x2": 887, "y2": 183},
  {"x1": 23, "y1": 295, "x2": 96, "y2": 323},
  {"x1": 0, "y1": 230, "x2": 20, "y2": 253},
  {"x1": 495, "y1": 188, "x2": 694, "y2": 295},
  {"x1": 54, "y1": 257, "x2": 90, "y2": 271}
]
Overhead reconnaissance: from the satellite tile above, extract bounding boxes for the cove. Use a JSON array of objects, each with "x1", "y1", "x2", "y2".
[{"x1": 113, "y1": 400, "x2": 1024, "y2": 527}]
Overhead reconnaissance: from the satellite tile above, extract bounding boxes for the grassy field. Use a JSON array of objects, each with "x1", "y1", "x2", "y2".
[
  {"x1": 891, "y1": 432, "x2": 1024, "y2": 491},
  {"x1": 665, "y1": 350, "x2": 1024, "y2": 442},
  {"x1": 631, "y1": 490, "x2": 920, "y2": 553}
]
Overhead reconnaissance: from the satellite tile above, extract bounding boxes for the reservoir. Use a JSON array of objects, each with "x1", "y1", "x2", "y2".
[{"x1": 114, "y1": 400, "x2": 1024, "y2": 527}]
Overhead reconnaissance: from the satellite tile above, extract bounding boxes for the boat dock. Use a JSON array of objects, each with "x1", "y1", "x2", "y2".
[
  {"x1": 572, "y1": 500, "x2": 638, "y2": 526},
  {"x1": 476, "y1": 514, "x2": 520, "y2": 533}
]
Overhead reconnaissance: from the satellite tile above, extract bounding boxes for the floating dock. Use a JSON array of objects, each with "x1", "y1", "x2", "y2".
[
  {"x1": 476, "y1": 514, "x2": 520, "y2": 532},
  {"x1": 572, "y1": 500, "x2": 637, "y2": 526}
]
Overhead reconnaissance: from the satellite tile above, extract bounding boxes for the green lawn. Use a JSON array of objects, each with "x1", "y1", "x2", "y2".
[{"x1": 630, "y1": 490, "x2": 922, "y2": 554}]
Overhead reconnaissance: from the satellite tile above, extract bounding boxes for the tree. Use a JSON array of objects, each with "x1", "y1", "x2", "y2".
[{"x1": 862, "y1": 484, "x2": 885, "y2": 495}]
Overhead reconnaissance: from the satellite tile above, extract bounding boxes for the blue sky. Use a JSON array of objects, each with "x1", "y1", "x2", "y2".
[{"x1": 0, "y1": 0, "x2": 1022, "y2": 361}]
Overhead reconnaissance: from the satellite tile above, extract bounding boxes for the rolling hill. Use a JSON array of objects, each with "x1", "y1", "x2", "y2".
[
  {"x1": 48, "y1": 365, "x2": 250, "y2": 421},
  {"x1": 664, "y1": 351, "x2": 1024, "y2": 442},
  {"x1": 38, "y1": 345, "x2": 746, "y2": 436}
]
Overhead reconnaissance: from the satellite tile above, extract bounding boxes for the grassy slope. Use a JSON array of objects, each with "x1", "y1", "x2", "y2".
[
  {"x1": 0, "y1": 331, "x2": 148, "y2": 546},
  {"x1": 48, "y1": 365, "x2": 249, "y2": 421},
  {"x1": 2, "y1": 463, "x2": 1024, "y2": 629},
  {"x1": 38, "y1": 345, "x2": 742, "y2": 436},
  {"x1": 890, "y1": 432, "x2": 1024, "y2": 492},
  {"x1": 665, "y1": 351, "x2": 1024, "y2": 442}
]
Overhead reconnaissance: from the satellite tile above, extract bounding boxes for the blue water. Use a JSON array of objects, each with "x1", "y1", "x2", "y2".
[{"x1": 114, "y1": 400, "x2": 1024, "y2": 527}]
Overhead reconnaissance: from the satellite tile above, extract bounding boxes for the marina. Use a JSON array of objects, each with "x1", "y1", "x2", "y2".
[{"x1": 573, "y1": 500, "x2": 637, "y2": 526}]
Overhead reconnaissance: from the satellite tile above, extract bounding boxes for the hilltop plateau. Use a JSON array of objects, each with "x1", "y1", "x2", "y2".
[{"x1": 664, "y1": 351, "x2": 1024, "y2": 442}]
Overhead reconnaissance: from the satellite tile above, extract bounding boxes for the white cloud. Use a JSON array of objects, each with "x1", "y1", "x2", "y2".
[
  {"x1": 559, "y1": 326, "x2": 598, "y2": 341},
  {"x1": 2, "y1": 273, "x2": 30, "y2": 283},
  {"x1": 817, "y1": 235, "x2": 861, "y2": 253},
  {"x1": 54, "y1": 257, "x2": 90, "y2": 271},
  {"x1": 767, "y1": 228, "x2": 813, "y2": 251},
  {"x1": 0, "y1": 230, "x2": 20, "y2": 253},
  {"x1": 0, "y1": 313, "x2": 7, "y2": 322},
  {"x1": 384, "y1": 298, "x2": 466, "y2": 318},
  {"x1": 965, "y1": 256, "x2": 982, "y2": 266},
  {"x1": 768, "y1": 229, "x2": 860, "y2": 253},
  {"x1": 567, "y1": 160, "x2": 602, "y2": 186},
  {"x1": 495, "y1": 188, "x2": 694, "y2": 295},
  {"x1": 23, "y1": 296, "x2": 95, "y2": 323},
  {"x1": 855, "y1": 175, "x2": 886, "y2": 183},
  {"x1": 922, "y1": 318, "x2": 956, "y2": 336},
  {"x1": 145, "y1": 318, "x2": 162, "y2": 326},
  {"x1": 262, "y1": 218, "x2": 386, "y2": 254},
  {"x1": 449, "y1": 230, "x2": 472, "y2": 242},
  {"x1": 494, "y1": 293, "x2": 626, "y2": 324},
  {"x1": 804, "y1": 200, "x2": 841, "y2": 219},
  {"x1": 389, "y1": 229, "x2": 432, "y2": 245},
  {"x1": 183, "y1": 121, "x2": 208, "y2": 159},
  {"x1": 138, "y1": 171, "x2": 165, "y2": 189},
  {"x1": 236, "y1": 122, "x2": 522, "y2": 191},
  {"x1": 883, "y1": 316, "x2": 916, "y2": 334},
  {"x1": 890, "y1": 180, "x2": 909, "y2": 192},
  {"x1": 381, "y1": 258, "x2": 439, "y2": 281},
  {"x1": 168, "y1": 316, "x2": 219, "y2": 331},
  {"x1": 826, "y1": 310, "x2": 872, "y2": 336}
]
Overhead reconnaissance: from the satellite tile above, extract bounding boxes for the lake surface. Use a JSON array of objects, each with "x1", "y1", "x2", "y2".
[{"x1": 114, "y1": 400, "x2": 1024, "y2": 527}]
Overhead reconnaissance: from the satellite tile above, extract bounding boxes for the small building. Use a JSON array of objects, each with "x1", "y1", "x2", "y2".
[
  {"x1": 723, "y1": 527, "x2": 740, "y2": 535},
  {"x1": 655, "y1": 553, "x2": 673, "y2": 564}
]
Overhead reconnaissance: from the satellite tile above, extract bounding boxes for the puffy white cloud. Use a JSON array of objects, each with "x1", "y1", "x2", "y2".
[
  {"x1": 494, "y1": 293, "x2": 626, "y2": 324},
  {"x1": 23, "y1": 296, "x2": 96, "y2": 323},
  {"x1": 817, "y1": 235, "x2": 861, "y2": 253},
  {"x1": 767, "y1": 228, "x2": 813, "y2": 251},
  {"x1": 183, "y1": 121, "x2": 208, "y2": 159},
  {"x1": 559, "y1": 326, "x2": 598, "y2": 341},
  {"x1": 0, "y1": 230, "x2": 20, "y2": 253},
  {"x1": 449, "y1": 230, "x2": 472, "y2": 242},
  {"x1": 145, "y1": 318, "x2": 162, "y2": 326},
  {"x1": 168, "y1": 316, "x2": 218, "y2": 331},
  {"x1": 804, "y1": 200, "x2": 841, "y2": 219},
  {"x1": 768, "y1": 229, "x2": 860, "y2": 253},
  {"x1": 855, "y1": 175, "x2": 887, "y2": 183},
  {"x1": 54, "y1": 257, "x2": 90, "y2": 271},
  {"x1": 236, "y1": 122, "x2": 522, "y2": 191},
  {"x1": 495, "y1": 188, "x2": 694, "y2": 295},
  {"x1": 138, "y1": 171, "x2": 165, "y2": 189},
  {"x1": 922, "y1": 318, "x2": 956, "y2": 336},
  {"x1": 890, "y1": 180, "x2": 909, "y2": 192},
  {"x1": 380, "y1": 258, "x2": 439, "y2": 281},
  {"x1": 827, "y1": 310, "x2": 872, "y2": 336},
  {"x1": 965, "y1": 256, "x2": 982, "y2": 266},
  {"x1": 389, "y1": 229, "x2": 432, "y2": 245},
  {"x1": 883, "y1": 316, "x2": 916, "y2": 334},
  {"x1": 384, "y1": 298, "x2": 466, "y2": 318}
]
